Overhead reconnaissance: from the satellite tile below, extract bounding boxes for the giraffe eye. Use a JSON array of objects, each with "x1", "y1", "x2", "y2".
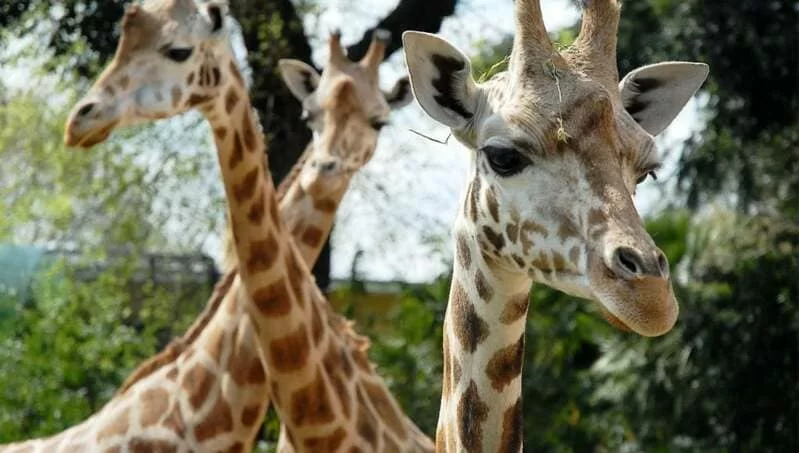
[
  {"x1": 482, "y1": 146, "x2": 530, "y2": 177},
  {"x1": 370, "y1": 120, "x2": 388, "y2": 131},
  {"x1": 164, "y1": 47, "x2": 194, "y2": 62},
  {"x1": 636, "y1": 170, "x2": 659, "y2": 185}
]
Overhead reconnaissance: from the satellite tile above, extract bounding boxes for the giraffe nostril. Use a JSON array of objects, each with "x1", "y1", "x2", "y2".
[
  {"x1": 77, "y1": 102, "x2": 95, "y2": 117},
  {"x1": 656, "y1": 250, "x2": 670, "y2": 279},
  {"x1": 319, "y1": 161, "x2": 337, "y2": 173},
  {"x1": 613, "y1": 246, "x2": 644, "y2": 278}
]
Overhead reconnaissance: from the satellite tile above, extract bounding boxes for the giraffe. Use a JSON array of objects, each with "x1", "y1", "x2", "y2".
[
  {"x1": 402, "y1": 0, "x2": 708, "y2": 451},
  {"x1": 0, "y1": 64, "x2": 413, "y2": 451},
  {"x1": 221, "y1": 28, "x2": 412, "y2": 272},
  {"x1": 57, "y1": 0, "x2": 432, "y2": 451}
]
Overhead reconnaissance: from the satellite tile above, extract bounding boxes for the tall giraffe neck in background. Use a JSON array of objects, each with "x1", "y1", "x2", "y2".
[
  {"x1": 437, "y1": 232, "x2": 531, "y2": 452},
  {"x1": 208, "y1": 60, "x2": 430, "y2": 451}
]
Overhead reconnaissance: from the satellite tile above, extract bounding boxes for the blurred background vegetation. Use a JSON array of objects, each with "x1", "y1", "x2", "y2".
[{"x1": 0, "y1": 0, "x2": 797, "y2": 451}]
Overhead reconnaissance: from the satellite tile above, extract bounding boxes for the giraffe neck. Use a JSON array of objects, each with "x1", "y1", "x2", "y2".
[
  {"x1": 278, "y1": 145, "x2": 349, "y2": 267},
  {"x1": 437, "y1": 232, "x2": 531, "y2": 452}
]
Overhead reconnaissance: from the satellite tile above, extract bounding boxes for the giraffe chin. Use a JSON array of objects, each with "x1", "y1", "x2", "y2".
[
  {"x1": 64, "y1": 123, "x2": 117, "y2": 149},
  {"x1": 596, "y1": 304, "x2": 633, "y2": 332}
]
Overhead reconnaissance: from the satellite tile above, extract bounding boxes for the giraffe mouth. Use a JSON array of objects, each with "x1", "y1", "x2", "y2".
[
  {"x1": 65, "y1": 122, "x2": 118, "y2": 149},
  {"x1": 596, "y1": 304, "x2": 632, "y2": 332}
]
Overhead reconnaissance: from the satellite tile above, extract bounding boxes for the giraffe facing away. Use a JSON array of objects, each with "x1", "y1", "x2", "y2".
[
  {"x1": 1, "y1": 18, "x2": 422, "y2": 453},
  {"x1": 11, "y1": 0, "x2": 434, "y2": 452},
  {"x1": 403, "y1": 0, "x2": 708, "y2": 450}
]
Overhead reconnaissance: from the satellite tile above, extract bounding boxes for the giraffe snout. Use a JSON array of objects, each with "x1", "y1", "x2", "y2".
[{"x1": 609, "y1": 246, "x2": 670, "y2": 280}]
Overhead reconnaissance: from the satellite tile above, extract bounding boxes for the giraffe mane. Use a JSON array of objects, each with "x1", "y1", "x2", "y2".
[{"x1": 116, "y1": 269, "x2": 237, "y2": 394}]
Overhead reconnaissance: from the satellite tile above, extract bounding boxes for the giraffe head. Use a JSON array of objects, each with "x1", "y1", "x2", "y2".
[
  {"x1": 65, "y1": 0, "x2": 234, "y2": 147},
  {"x1": 278, "y1": 30, "x2": 413, "y2": 195},
  {"x1": 404, "y1": 0, "x2": 708, "y2": 336}
]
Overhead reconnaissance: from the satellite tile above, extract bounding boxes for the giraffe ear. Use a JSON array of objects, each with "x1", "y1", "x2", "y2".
[
  {"x1": 402, "y1": 31, "x2": 480, "y2": 130},
  {"x1": 279, "y1": 59, "x2": 321, "y2": 102},
  {"x1": 383, "y1": 76, "x2": 413, "y2": 110},
  {"x1": 619, "y1": 62, "x2": 709, "y2": 136},
  {"x1": 199, "y1": 1, "x2": 228, "y2": 34}
]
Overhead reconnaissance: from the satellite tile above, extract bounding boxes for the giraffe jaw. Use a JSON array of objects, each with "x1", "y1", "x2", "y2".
[{"x1": 64, "y1": 121, "x2": 117, "y2": 149}]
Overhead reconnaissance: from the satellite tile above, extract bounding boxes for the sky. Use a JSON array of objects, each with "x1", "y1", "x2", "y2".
[{"x1": 1, "y1": 0, "x2": 706, "y2": 283}]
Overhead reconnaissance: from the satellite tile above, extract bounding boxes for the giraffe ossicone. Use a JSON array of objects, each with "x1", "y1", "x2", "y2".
[{"x1": 403, "y1": 0, "x2": 707, "y2": 450}]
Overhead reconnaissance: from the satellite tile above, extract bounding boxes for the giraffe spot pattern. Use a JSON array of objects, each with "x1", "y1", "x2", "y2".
[
  {"x1": 186, "y1": 72, "x2": 195, "y2": 86},
  {"x1": 269, "y1": 324, "x2": 310, "y2": 372},
  {"x1": 162, "y1": 399, "x2": 186, "y2": 438},
  {"x1": 214, "y1": 126, "x2": 228, "y2": 142},
  {"x1": 128, "y1": 438, "x2": 177, "y2": 453},
  {"x1": 224, "y1": 87, "x2": 239, "y2": 114},
  {"x1": 450, "y1": 282, "x2": 489, "y2": 353},
  {"x1": 170, "y1": 86, "x2": 182, "y2": 109},
  {"x1": 313, "y1": 198, "x2": 338, "y2": 214},
  {"x1": 482, "y1": 226, "x2": 505, "y2": 252},
  {"x1": 485, "y1": 334, "x2": 525, "y2": 392},
  {"x1": 302, "y1": 427, "x2": 346, "y2": 452},
  {"x1": 474, "y1": 269, "x2": 493, "y2": 301},
  {"x1": 362, "y1": 380, "x2": 407, "y2": 438},
  {"x1": 138, "y1": 387, "x2": 170, "y2": 427},
  {"x1": 285, "y1": 250, "x2": 306, "y2": 311},
  {"x1": 233, "y1": 165, "x2": 259, "y2": 203},
  {"x1": 242, "y1": 109, "x2": 256, "y2": 151},
  {"x1": 499, "y1": 398, "x2": 524, "y2": 453},
  {"x1": 96, "y1": 406, "x2": 130, "y2": 441},
  {"x1": 240, "y1": 404, "x2": 262, "y2": 427},
  {"x1": 323, "y1": 343, "x2": 352, "y2": 418},
  {"x1": 485, "y1": 186, "x2": 500, "y2": 222},
  {"x1": 356, "y1": 405, "x2": 378, "y2": 449},
  {"x1": 290, "y1": 367, "x2": 336, "y2": 426},
  {"x1": 252, "y1": 279, "x2": 291, "y2": 317},
  {"x1": 456, "y1": 234, "x2": 471, "y2": 269},
  {"x1": 301, "y1": 226, "x2": 324, "y2": 248},
  {"x1": 193, "y1": 395, "x2": 234, "y2": 442},
  {"x1": 500, "y1": 292, "x2": 530, "y2": 324},
  {"x1": 247, "y1": 190, "x2": 265, "y2": 223},
  {"x1": 246, "y1": 233, "x2": 279, "y2": 274},
  {"x1": 185, "y1": 93, "x2": 212, "y2": 107},
  {"x1": 181, "y1": 363, "x2": 215, "y2": 411},
  {"x1": 456, "y1": 380, "x2": 488, "y2": 453}
]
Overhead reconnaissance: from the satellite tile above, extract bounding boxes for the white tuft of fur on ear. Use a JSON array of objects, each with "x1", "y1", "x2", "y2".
[
  {"x1": 619, "y1": 62, "x2": 709, "y2": 136},
  {"x1": 383, "y1": 76, "x2": 414, "y2": 110},
  {"x1": 278, "y1": 59, "x2": 321, "y2": 102},
  {"x1": 402, "y1": 31, "x2": 479, "y2": 129}
]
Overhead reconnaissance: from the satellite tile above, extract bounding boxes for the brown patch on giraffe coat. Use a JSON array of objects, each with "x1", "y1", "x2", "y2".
[
  {"x1": 138, "y1": 387, "x2": 170, "y2": 427},
  {"x1": 211, "y1": 67, "x2": 221, "y2": 87},
  {"x1": 383, "y1": 433, "x2": 402, "y2": 453},
  {"x1": 186, "y1": 72, "x2": 195, "y2": 86},
  {"x1": 241, "y1": 404, "x2": 262, "y2": 427},
  {"x1": 501, "y1": 292, "x2": 529, "y2": 324},
  {"x1": 205, "y1": 326, "x2": 225, "y2": 363},
  {"x1": 311, "y1": 298, "x2": 324, "y2": 345},
  {"x1": 96, "y1": 406, "x2": 130, "y2": 441},
  {"x1": 233, "y1": 166, "x2": 260, "y2": 204},
  {"x1": 486, "y1": 334, "x2": 525, "y2": 392},
  {"x1": 323, "y1": 343, "x2": 351, "y2": 418},
  {"x1": 269, "y1": 324, "x2": 310, "y2": 372},
  {"x1": 285, "y1": 251, "x2": 306, "y2": 310},
  {"x1": 170, "y1": 86, "x2": 182, "y2": 109},
  {"x1": 229, "y1": 61, "x2": 244, "y2": 86},
  {"x1": 162, "y1": 402, "x2": 186, "y2": 438},
  {"x1": 248, "y1": 357, "x2": 266, "y2": 384},
  {"x1": 522, "y1": 219, "x2": 548, "y2": 238},
  {"x1": 588, "y1": 208, "x2": 608, "y2": 240},
  {"x1": 228, "y1": 133, "x2": 244, "y2": 170},
  {"x1": 301, "y1": 226, "x2": 324, "y2": 248},
  {"x1": 486, "y1": 186, "x2": 500, "y2": 222},
  {"x1": 194, "y1": 396, "x2": 234, "y2": 442},
  {"x1": 468, "y1": 178, "x2": 481, "y2": 221},
  {"x1": 291, "y1": 367, "x2": 336, "y2": 426},
  {"x1": 552, "y1": 252, "x2": 567, "y2": 271},
  {"x1": 128, "y1": 438, "x2": 177, "y2": 453},
  {"x1": 104, "y1": 85, "x2": 115, "y2": 97},
  {"x1": 313, "y1": 198, "x2": 338, "y2": 214},
  {"x1": 356, "y1": 405, "x2": 378, "y2": 449},
  {"x1": 499, "y1": 398, "x2": 524, "y2": 453},
  {"x1": 224, "y1": 87, "x2": 240, "y2": 114},
  {"x1": 181, "y1": 363, "x2": 215, "y2": 411},
  {"x1": 241, "y1": 109, "x2": 256, "y2": 150},
  {"x1": 246, "y1": 232, "x2": 280, "y2": 274},
  {"x1": 506, "y1": 223, "x2": 519, "y2": 243},
  {"x1": 457, "y1": 234, "x2": 471, "y2": 269},
  {"x1": 213, "y1": 126, "x2": 228, "y2": 142},
  {"x1": 450, "y1": 282, "x2": 489, "y2": 353},
  {"x1": 474, "y1": 269, "x2": 493, "y2": 301},
  {"x1": 557, "y1": 216, "x2": 580, "y2": 242},
  {"x1": 102, "y1": 447, "x2": 121, "y2": 453},
  {"x1": 457, "y1": 380, "x2": 489, "y2": 453},
  {"x1": 363, "y1": 380, "x2": 408, "y2": 438},
  {"x1": 303, "y1": 427, "x2": 346, "y2": 451},
  {"x1": 165, "y1": 367, "x2": 178, "y2": 381},
  {"x1": 185, "y1": 93, "x2": 212, "y2": 107},
  {"x1": 569, "y1": 246, "x2": 581, "y2": 267},
  {"x1": 118, "y1": 75, "x2": 129, "y2": 90},
  {"x1": 252, "y1": 279, "x2": 291, "y2": 317},
  {"x1": 512, "y1": 254, "x2": 525, "y2": 268},
  {"x1": 248, "y1": 190, "x2": 266, "y2": 223},
  {"x1": 482, "y1": 226, "x2": 505, "y2": 252}
]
